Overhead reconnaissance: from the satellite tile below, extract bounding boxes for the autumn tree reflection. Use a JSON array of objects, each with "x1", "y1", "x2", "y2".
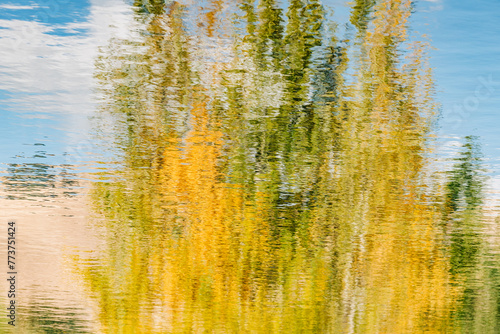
[{"x1": 76, "y1": 0, "x2": 495, "y2": 333}]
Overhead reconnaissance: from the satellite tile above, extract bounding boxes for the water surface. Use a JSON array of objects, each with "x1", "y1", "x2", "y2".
[{"x1": 1, "y1": 0, "x2": 500, "y2": 333}]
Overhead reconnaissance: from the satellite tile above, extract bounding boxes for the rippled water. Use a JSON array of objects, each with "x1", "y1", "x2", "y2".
[{"x1": 1, "y1": 0, "x2": 500, "y2": 333}]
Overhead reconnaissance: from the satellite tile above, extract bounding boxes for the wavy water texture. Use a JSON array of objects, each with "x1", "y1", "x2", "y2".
[{"x1": 50, "y1": 0, "x2": 500, "y2": 333}]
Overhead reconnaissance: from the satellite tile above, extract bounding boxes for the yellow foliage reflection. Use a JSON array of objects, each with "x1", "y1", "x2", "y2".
[{"x1": 74, "y1": 0, "x2": 497, "y2": 333}]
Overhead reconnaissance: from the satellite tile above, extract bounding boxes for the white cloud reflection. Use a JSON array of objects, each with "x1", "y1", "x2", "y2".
[
  {"x1": 0, "y1": 0, "x2": 135, "y2": 121},
  {"x1": 0, "y1": 4, "x2": 41, "y2": 10}
]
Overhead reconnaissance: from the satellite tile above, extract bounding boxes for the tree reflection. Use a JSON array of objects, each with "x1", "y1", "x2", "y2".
[{"x1": 76, "y1": 0, "x2": 496, "y2": 332}]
